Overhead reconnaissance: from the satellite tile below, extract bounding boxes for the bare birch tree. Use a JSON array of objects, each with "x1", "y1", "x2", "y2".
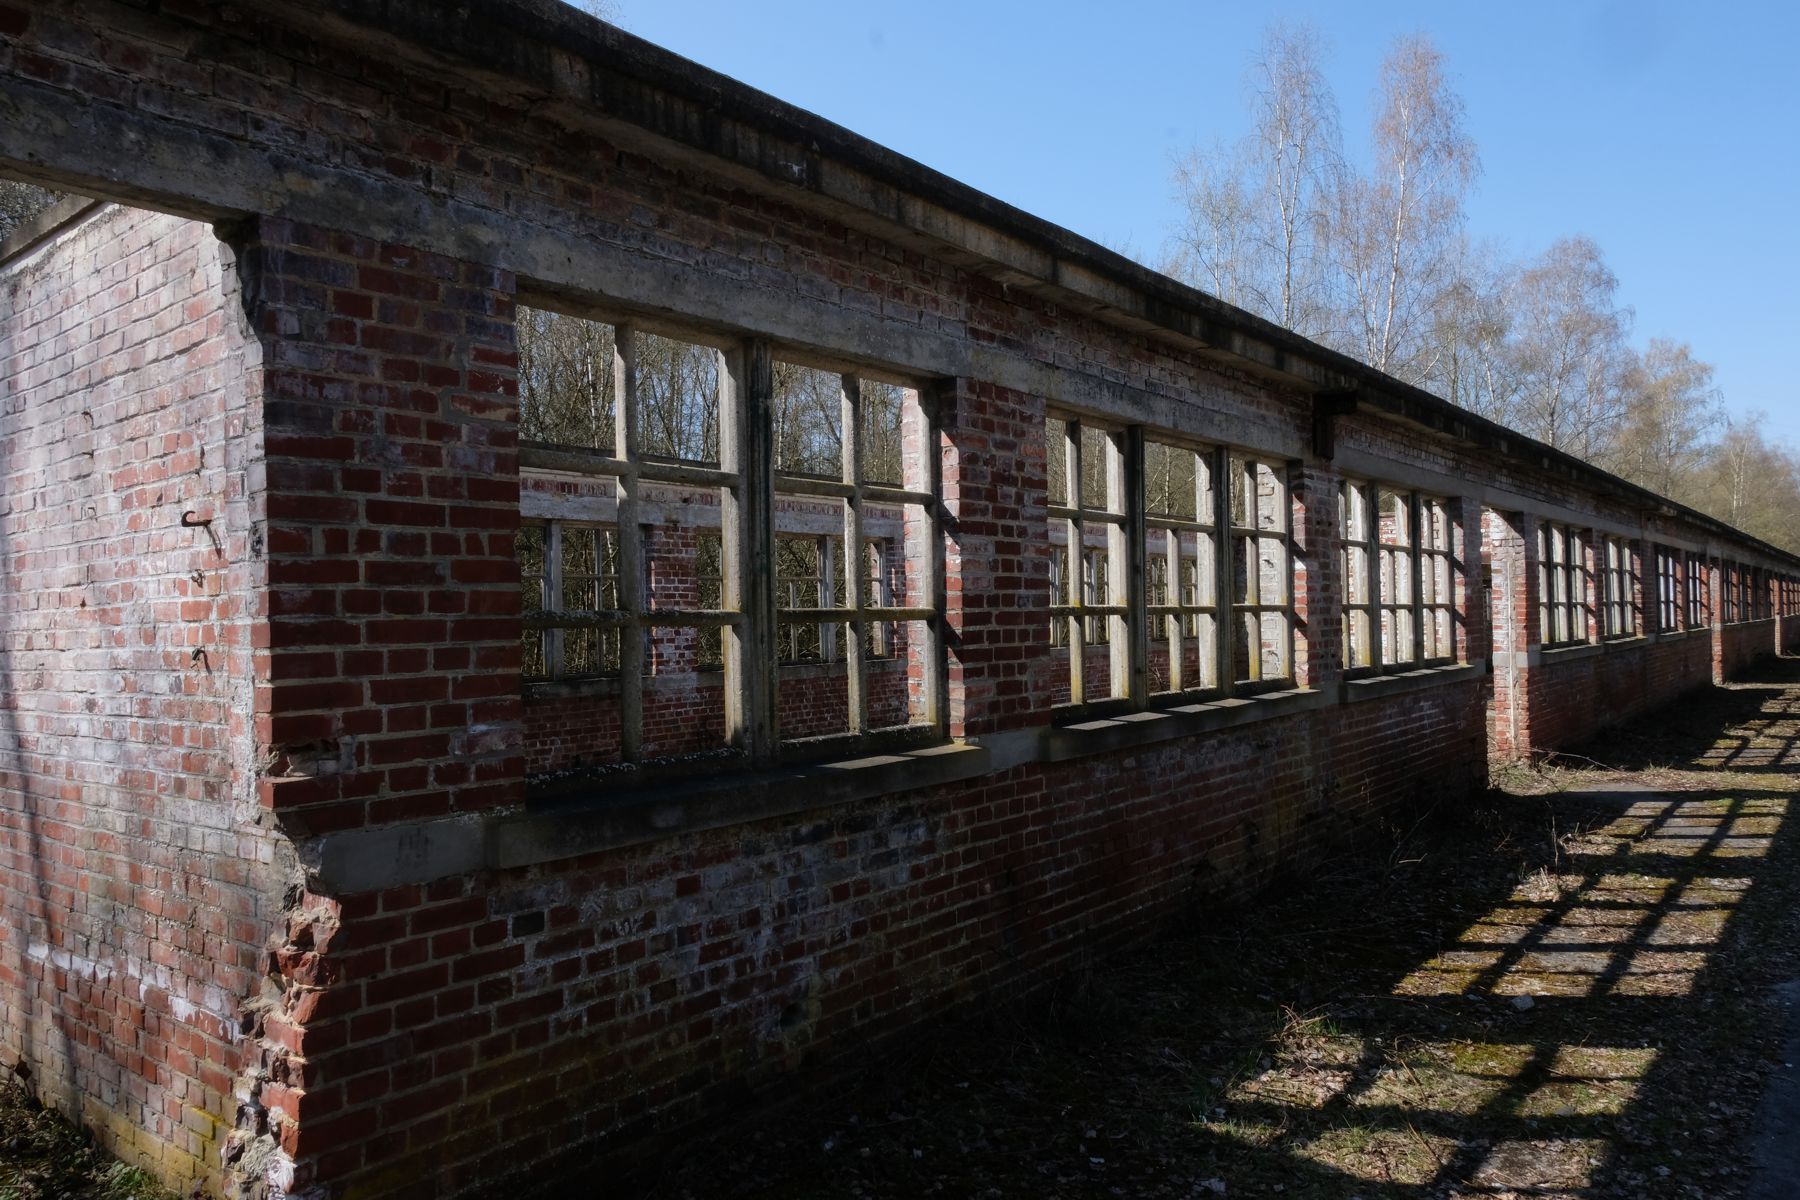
[
  {"x1": 1602, "y1": 338, "x2": 1721, "y2": 501},
  {"x1": 1331, "y1": 35, "x2": 1478, "y2": 381},
  {"x1": 1503, "y1": 236, "x2": 1631, "y2": 459},
  {"x1": 1421, "y1": 237, "x2": 1518, "y2": 423},
  {"x1": 1168, "y1": 23, "x2": 1340, "y2": 338}
]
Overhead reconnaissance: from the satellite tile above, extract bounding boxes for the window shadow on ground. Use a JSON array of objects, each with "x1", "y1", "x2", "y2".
[{"x1": 625, "y1": 659, "x2": 1800, "y2": 1198}]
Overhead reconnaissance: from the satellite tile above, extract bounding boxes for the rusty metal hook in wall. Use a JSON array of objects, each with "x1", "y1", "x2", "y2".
[{"x1": 181, "y1": 510, "x2": 225, "y2": 557}]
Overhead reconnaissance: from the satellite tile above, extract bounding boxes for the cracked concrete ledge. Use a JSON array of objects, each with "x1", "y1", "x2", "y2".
[
  {"x1": 1342, "y1": 662, "x2": 1484, "y2": 703},
  {"x1": 307, "y1": 663, "x2": 1502, "y2": 892},
  {"x1": 1042, "y1": 687, "x2": 1331, "y2": 762},
  {"x1": 306, "y1": 742, "x2": 992, "y2": 894}
]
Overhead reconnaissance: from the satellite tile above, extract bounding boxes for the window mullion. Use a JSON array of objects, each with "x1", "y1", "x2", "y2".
[
  {"x1": 1410, "y1": 493, "x2": 1424, "y2": 664},
  {"x1": 1280, "y1": 464, "x2": 1293, "y2": 681},
  {"x1": 545, "y1": 522, "x2": 564, "y2": 678},
  {"x1": 1214, "y1": 447, "x2": 1236, "y2": 695},
  {"x1": 840, "y1": 374, "x2": 866, "y2": 736},
  {"x1": 1195, "y1": 448, "x2": 1213, "y2": 688},
  {"x1": 917, "y1": 386, "x2": 948, "y2": 732},
  {"x1": 819, "y1": 535, "x2": 838, "y2": 664},
  {"x1": 1063, "y1": 418, "x2": 1087, "y2": 706},
  {"x1": 1164, "y1": 526, "x2": 1182, "y2": 692},
  {"x1": 722, "y1": 341, "x2": 779, "y2": 762},
  {"x1": 1365, "y1": 484, "x2": 1380, "y2": 673},
  {"x1": 612, "y1": 325, "x2": 645, "y2": 761},
  {"x1": 1116, "y1": 426, "x2": 1147, "y2": 707}
]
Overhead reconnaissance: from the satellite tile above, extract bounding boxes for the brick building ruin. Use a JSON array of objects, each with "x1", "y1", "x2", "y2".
[{"x1": 3, "y1": 3, "x2": 1799, "y2": 1197}]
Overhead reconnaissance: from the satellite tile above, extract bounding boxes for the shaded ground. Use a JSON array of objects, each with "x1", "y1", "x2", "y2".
[
  {"x1": 640, "y1": 659, "x2": 1800, "y2": 1198},
  {"x1": 7, "y1": 662, "x2": 1800, "y2": 1198},
  {"x1": 0, "y1": 1078, "x2": 175, "y2": 1200}
]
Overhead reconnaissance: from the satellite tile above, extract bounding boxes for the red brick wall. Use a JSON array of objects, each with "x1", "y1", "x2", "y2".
[
  {"x1": 230, "y1": 215, "x2": 525, "y2": 1196},
  {"x1": 2, "y1": 5, "x2": 1797, "y2": 1195},
  {"x1": 252, "y1": 325, "x2": 1499, "y2": 1198},
  {"x1": 941, "y1": 380, "x2": 1046, "y2": 737},
  {"x1": 247, "y1": 217, "x2": 522, "y2": 835},
  {"x1": 1515, "y1": 639, "x2": 1713, "y2": 758},
  {"x1": 1, "y1": 197, "x2": 1789, "y2": 1200},
  {"x1": 1719, "y1": 619, "x2": 1777, "y2": 680},
  {"x1": 1782, "y1": 615, "x2": 1800, "y2": 655},
  {"x1": 298, "y1": 684, "x2": 1489, "y2": 1197},
  {"x1": 0, "y1": 206, "x2": 281, "y2": 1187}
]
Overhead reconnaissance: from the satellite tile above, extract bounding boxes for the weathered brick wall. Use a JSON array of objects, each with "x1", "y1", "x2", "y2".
[
  {"x1": 227, "y1": 216, "x2": 524, "y2": 1198},
  {"x1": 941, "y1": 380, "x2": 1048, "y2": 737},
  {"x1": 1517, "y1": 640, "x2": 1710, "y2": 758},
  {"x1": 245, "y1": 218, "x2": 522, "y2": 836},
  {"x1": 255, "y1": 331, "x2": 1506, "y2": 1198},
  {"x1": 1482, "y1": 511, "x2": 1769, "y2": 760},
  {"x1": 296, "y1": 688, "x2": 1493, "y2": 1197},
  {"x1": 1719, "y1": 619, "x2": 1777, "y2": 681},
  {"x1": 3, "y1": 4, "x2": 1799, "y2": 1198},
  {"x1": 1640, "y1": 635, "x2": 1715, "y2": 713},
  {"x1": 1782, "y1": 615, "x2": 1800, "y2": 655},
  {"x1": 0, "y1": 205, "x2": 287, "y2": 1188}
]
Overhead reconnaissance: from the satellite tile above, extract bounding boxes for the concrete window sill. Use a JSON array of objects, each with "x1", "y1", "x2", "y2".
[
  {"x1": 1342, "y1": 662, "x2": 1482, "y2": 702},
  {"x1": 1537, "y1": 642, "x2": 1605, "y2": 664},
  {"x1": 1042, "y1": 687, "x2": 1328, "y2": 763},
  {"x1": 309, "y1": 741, "x2": 990, "y2": 893}
]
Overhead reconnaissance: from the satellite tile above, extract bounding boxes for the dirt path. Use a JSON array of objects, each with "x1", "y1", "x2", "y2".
[
  {"x1": 638, "y1": 660, "x2": 1800, "y2": 1199},
  {"x1": 1745, "y1": 980, "x2": 1800, "y2": 1199}
]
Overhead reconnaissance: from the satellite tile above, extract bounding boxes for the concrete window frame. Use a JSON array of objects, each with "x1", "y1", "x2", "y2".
[
  {"x1": 1144, "y1": 433, "x2": 1221, "y2": 696},
  {"x1": 518, "y1": 307, "x2": 947, "y2": 770},
  {"x1": 1686, "y1": 552, "x2": 1708, "y2": 629},
  {"x1": 1340, "y1": 480, "x2": 1461, "y2": 676},
  {"x1": 1600, "y1": 535, "x2": 1638, "y2": 639},
  {"x1": 1655, "y1": 545, "x2": 1683, "y2": 633},
  {"x1": 521, "y1": 522, "x2": 623, "y2": 681},
  {"x1": 1226, "y1": 452, "x2": 1295, "y2": 691},
  {"x1": 1539, "y1": 522, "x2": 1594, "y2": 649},
  {"x1": 1048, "y1": 412, "x2": 1295, "y2": 715},
  {"x1": 1046, "y1": 413, "x2": 1133, "y2": 706}
]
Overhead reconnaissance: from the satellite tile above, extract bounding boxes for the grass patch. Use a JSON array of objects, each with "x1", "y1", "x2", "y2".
[{"x1": 0, "y1": 1078, "x2": 177, "y2": 1200}]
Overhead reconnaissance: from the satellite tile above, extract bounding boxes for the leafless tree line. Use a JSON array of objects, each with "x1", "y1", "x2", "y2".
[{"x1": 1166, "y1": 24, "x2": 1800, "y2": 551}]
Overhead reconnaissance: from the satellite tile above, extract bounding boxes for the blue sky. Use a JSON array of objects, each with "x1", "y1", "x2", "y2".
[{"x1": 609, "y1": 2, "x2": 1800, "y2": 443}]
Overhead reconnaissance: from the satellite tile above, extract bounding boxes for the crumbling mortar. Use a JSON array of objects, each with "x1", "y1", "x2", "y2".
[{"x1": 222, "y1": 885, "x2": 336, "y2": 1200}]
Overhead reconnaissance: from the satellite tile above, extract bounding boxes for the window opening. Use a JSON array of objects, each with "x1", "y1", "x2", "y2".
[
  {"x1": 1228, "y1": 455, "x2": 1292, "y2": 686},
  {"x1": 1601, "y1": 536, "x2": 1637, "y2": 639},
  {"x1": 516, "y1": 305, "x2": 944, "y2": 775},
  {"x1": 1538, "y1": 522, "x2": 1592, "y2": 648},
  {"x1": 1340, "y1": 482, "x2": 1459, "y2": 671},
  {"x1": 1145, "y1": 436, "x2": 1218, "y2": 695},
  {"x1": 1686, "y1": 553, "x2": 1707, "y2": 629}
]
